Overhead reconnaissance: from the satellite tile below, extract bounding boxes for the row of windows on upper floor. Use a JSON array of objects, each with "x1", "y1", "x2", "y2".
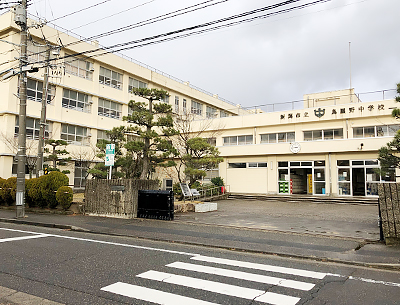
[
  {"x1": 14, "y1": 118, "x2": 400, "y2": 148},
  {"x1": 223, "y1": 125, "x2": 400, "y2": 146},
  {"x1": 26, "y1": 79, "x2": 230, "y2": 119}
]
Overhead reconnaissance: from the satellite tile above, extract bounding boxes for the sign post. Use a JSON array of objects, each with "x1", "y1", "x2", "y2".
[{"x1": 105, "y1": 144, "x2": 115, "y2": 179}]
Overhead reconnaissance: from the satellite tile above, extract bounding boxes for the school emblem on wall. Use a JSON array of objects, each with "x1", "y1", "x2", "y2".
[{"x1": 314, "y1": 108, "x2": 325, "y2": 118}]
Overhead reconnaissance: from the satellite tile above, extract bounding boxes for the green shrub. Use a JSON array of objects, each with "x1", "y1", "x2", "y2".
[
  {"x1": 25, "y1": 178, "x2": 39, "y2": 208},
  {"x1": 56, "y1": 186, "x2": 73, "y2": 211},
  {"x1": 28, "y1": 178, "x2": 46, "y2": 208},
  {"x1": 40, "y1": 171, "x2": 69, "y2": 209},
  {"x1": 211, "y1": 176, "x2": 224, "y2": 187},
  {"x1": 173, "y1": 182, "x2": 183, "y2": 200},
  {"x1": 0, "y1": 178, "x2": 6, "y2": 205},
  {"x1": 190, "y1": 181, "x2": 202, "y2": 190},
  {"x1": 1, "y1": 177, "x2": 17, "y2": 206}
]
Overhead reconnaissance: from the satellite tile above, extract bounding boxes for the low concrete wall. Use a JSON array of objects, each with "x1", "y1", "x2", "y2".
[
  {"x1": 378, "y1": 183, "x2": 400, "y2": 245},
  {"x1": 84, "y1": 179, "x2": 158, "y2": 218}
]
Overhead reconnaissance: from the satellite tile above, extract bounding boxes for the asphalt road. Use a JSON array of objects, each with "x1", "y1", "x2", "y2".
[{"x1": 0, "y1": 223, "x2": 399, "y2": 305}]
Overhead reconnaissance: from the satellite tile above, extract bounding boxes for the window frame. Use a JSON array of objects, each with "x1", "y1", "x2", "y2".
[
  {"x1": 62, "y1": 88, "x2": 90, "y2": 113},
  {"x1": 61, "y1": 123, "x2": 89, "y2": 145},
  {"x1": 98, "y1": 98, "x2": 122, "y2": 120},
  {"x1": 99, "y1": 66, "x2": 123, "y2": 90},
  {"x1": 64, "y1": 54, "x2": 93, "y2": 80}
]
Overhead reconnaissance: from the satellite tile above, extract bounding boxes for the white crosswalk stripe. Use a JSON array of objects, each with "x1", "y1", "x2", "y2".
[
  {"x1": 191, "y1": 255, "x2": 327, "y2": 279},
  {"x1": 101, "y1": 282, "x2": 220, "y2": 305},
  {"x1": 137, "y1": 270, "x2": 301, "y2": 305},
  {"x1": 101, "y1": 255, "x2": 326, "y2": 305},
  {"x1": 166, "y1": 261, "x2": 315, "y2": 291}
]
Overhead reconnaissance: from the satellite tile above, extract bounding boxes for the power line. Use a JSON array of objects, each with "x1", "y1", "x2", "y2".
[
  {"x1": 70, "y1": 0, "x2": 329, "y2": 60},
  {"x1": 86, "y1": 0, "x2": 230, "y2": 41},
  {"x1": 2, "y1": 0, "x2": 331, "y2": 69},
  {"x1": 70, "y1": 0, "x2": 156, "y2": 31},
  {"x1": 48, "y1": 0, "x2": 113, "y2": 23},
  {"x1": 14, "y1": 0, "x2": 232, "y2": 63}
]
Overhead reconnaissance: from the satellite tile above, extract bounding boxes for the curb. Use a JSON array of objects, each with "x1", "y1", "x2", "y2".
[{"x1": 1, "y1": 217, "x2": 399, "y2": 272}]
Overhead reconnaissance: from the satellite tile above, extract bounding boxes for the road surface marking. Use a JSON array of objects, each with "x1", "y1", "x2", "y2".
[
  {"x1": 137, "y1": 270, "x2": 301, "y2": 305},
  {"x1": 0, "y1": 234, "x2": 50, "y2": 243},
  {"x1": 101, "y1": 282, "x2": 220, "y2": 305},
  {"x1": 3, "y1": 227, "x2": 400, "y2": 288},
  {"x1": 167, "y1": 261, "x2": 315, "y2": 291},
  {"x1": 326, "y1": 273, "x2": 400, "y2": 288},
  {"x1": 191, "y1": 255, "x2": 327, "y2": 279},
  {"x1": 0, "y1": 227, "x2": 198, "y2": 256}
]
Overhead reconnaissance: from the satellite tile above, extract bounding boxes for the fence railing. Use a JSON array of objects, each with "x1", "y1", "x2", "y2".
[
  {"x1": 195, "y1": 185, "x2": 230, "y2": 201},
  {"x1": 243, "y1": 89, "x2": 397, "y2": 115}
]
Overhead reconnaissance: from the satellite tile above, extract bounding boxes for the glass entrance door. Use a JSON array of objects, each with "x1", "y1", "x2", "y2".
[
  {"x1": 352, "y1": 168, "x2": 365, "y2": 196},
  {"x1": 277, "y1": 161, "x2": 326, "y2": 195}
]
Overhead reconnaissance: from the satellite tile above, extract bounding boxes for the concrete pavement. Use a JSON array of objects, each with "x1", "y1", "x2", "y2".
[{"x1": 0, "y1": 198, "x2": 399, "y2": 270}]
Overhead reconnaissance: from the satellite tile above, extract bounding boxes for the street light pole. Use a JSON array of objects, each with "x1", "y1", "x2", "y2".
[{"x1": 15, "y1": 0, "x2": 28, "y2": 218}]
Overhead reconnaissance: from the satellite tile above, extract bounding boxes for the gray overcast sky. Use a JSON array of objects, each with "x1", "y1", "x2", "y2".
[{"x1": 29, "y1": 0, "x2": 400, "y2": 110}]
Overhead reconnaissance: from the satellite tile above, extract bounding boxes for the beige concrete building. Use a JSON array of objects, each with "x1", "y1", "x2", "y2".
[
  {"x1": 0, "y1": 10, "x2": 244, "y2": 187},
  {"x1": 0, "y1": 10, "x2": 397, "y2": 197}
]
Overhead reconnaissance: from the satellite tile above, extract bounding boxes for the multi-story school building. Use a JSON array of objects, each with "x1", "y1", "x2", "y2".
[{"x1": 0, "y1": 10, "x2": 398, "y2": 197}]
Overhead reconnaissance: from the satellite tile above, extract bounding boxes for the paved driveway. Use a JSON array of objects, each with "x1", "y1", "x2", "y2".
[{"x1": 174, "y1": 198, "x2": 380, "y2": 240}]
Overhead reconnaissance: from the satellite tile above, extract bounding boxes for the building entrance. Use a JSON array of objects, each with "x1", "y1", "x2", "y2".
[
  {"x1": 278, "y1": 160, "x2": 326, "y2": 195},
  {"x1": 290, "y1": 168, "x2": 312, "y2": 194},
  {"x1": 352, "y1": 168, "x2": 365, "y2": 196},
  {"x1": 337, "y1": 159, "x2": 396, "y2": 196}
]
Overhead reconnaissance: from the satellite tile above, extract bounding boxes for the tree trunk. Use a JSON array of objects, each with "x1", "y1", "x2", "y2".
[{"x1": 52, "y1": 145, "x2": 57, "y2": 169}]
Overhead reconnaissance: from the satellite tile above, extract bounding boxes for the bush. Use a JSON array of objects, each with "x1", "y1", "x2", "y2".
[
  {"x1": 211, "y1": 177, "x2": 224, "y2": 187},
  {"x1": 28, "y1": 178, "x2": 46, "y2": 208},
  {"x1": 56, "y1": 186, "x2": 73, "y2": 211},
  {"x1": 40, "y1": 172, "x2": 69, "y2": 209},
  {"x1": 0, "y1": 177, "x2": 17, "y2": 206},
  {"x1": 173, "y1": 182, "x2": 184, "y2": 200},
  {"x1": 0, "y1": 178, "x2": 6, "y2": 206}
]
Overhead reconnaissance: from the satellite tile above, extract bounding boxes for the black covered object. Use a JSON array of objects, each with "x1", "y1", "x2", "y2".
[{"x1": 137, "y1": 190, "x2": 174, "y2": 220}]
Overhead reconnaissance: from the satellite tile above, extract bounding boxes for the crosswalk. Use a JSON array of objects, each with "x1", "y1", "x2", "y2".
[{"x1": 101, "y1": 255, "x2": 329, "y2": 305}]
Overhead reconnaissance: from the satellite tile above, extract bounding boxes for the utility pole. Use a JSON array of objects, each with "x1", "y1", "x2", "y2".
[
  {"x1": 36, "y1": 47, "x2": 51, "y2": 178},
  {"x1": 15, "y1": 0, "x2": 28, "y2": 218}
]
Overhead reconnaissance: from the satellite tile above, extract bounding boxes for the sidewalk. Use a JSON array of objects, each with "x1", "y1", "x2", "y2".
[{"x1": 0, "y1": 198, "x2": 399, "y2": 270}]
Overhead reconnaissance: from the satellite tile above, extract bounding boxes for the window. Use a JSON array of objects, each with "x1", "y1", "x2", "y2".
[
  {"x1": 27, "y1": 40, "x2": 54, "y2": 63},
  {"x1": 354, "y1": 125, "x2": 400, "y2": 138},
  {"x1": 160, "y1": 95, "x2": 169, "y2": 103},
  {"x1": 229, "y1": 162, "x2": 267, "y2": 168},
  {"x1": 303, "y1": 129, "x2": 343, "y2": 141},
  {"x1": 97, "y1": 130, "x2": 110, "y2": 143},
  {"x1": 99, "y1": 66, "x2": 122, "y2": 89},
  {"x1": 223, "y1": 135, "x2": 253, "y2": 146},
  {"x1": 191, "y1": 100, "x2": 203, "y2": 115},
  {"x1": 174, "y1": 96, "x2": 179, "y2": 113},
  {"x1": 220, "y1": 111, "x2": 229, "y2": 118},
  {"x1": 228, "y1": 163, "x2": 246, "y2": 168},
  {"x1": 203, "y1": 168, "x2": 219, "y2": 181},
  {"x1": 62, "y1": 89, "x2": 90, "y2": 112},
  {"x1": 12, "y1": 156, "x2": 30, "y2": 175},
  {"x1": 183, "y1": 99, "x2": 187, "y2": 113},
  {"x1": 64, "y1": 54, "x2": 93, "y2": 80},
  {"x1": 74, "y1": 161, "x2": 89, "y2": 188},
  {"x1": 261, "y1": 132, "x2": 294, "y2": 143},
  {"x1": 248, "y1": 162, "x2": 268, "y2": 168},
  {"x1": 98, "y1": 98, "x2": 122, "y2": 119},
  {"x1": 206, "y1": 137, "x2": 216, "y2": 146},
  {"x1": 15, "y1": 116, "x2": 51, "y2": 140},
  {"x1": 61, "y1": 124, "x2": 88, "y2": 145},
  {"x1": 128, "y1": 77, "x2": 147, "y2": 93},
  {"x1": 26, "y1": 78, "x2": 55, "y2": 104},
  {"x1": 206, "y1": 106, "x2": 217, "y2": 118}
]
